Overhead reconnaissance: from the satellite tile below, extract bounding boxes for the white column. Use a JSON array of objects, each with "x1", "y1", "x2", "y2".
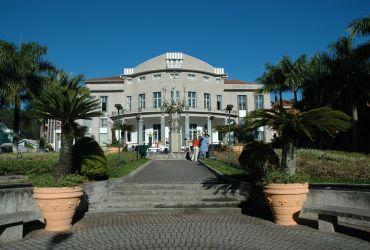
[{"x1": 161, "y1": 114, "x2": 166, "y2": 143}]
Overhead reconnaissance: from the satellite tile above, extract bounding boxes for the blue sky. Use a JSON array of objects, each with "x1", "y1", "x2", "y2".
[{"x1": 0, "y1": 0, "x2": 369, "y2": 91}]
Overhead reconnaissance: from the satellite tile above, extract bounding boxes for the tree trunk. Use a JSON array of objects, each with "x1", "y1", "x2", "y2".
[
  {"x1": 39, "y1": 120, "x2": 46, "y2": 153},
  {"x1": 56, "y1": 126, "x2": 74, "y2": 178},
  {"x1": 352, "y1": 101, "x2": 359, "y2": 151},
  {"x1": 281, "y1": 135, "x2": 296, "y2": 175},
  {"x1": 293, "y1": 90, "x2": 298, "y2": 106},
  {"x1": 279, "y1": 90, "x2": 283, "y2": 108},
  {"x1": 349, "y1": 85, "x2": 359, "y2": 151},
  {"x1": 12, "y1": 99, "x2": 20, "y2": 153}
]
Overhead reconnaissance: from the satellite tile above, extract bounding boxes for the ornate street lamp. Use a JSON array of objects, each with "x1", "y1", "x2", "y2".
[{"x1": 226, "y1": 104, "x2": 233, "y2": 168}]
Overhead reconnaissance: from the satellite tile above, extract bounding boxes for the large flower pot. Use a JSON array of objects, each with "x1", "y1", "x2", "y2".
[
  {"x1": 33, "y1": 186, "x2": 83, "y2": 231},
  {"x1": 263, "y1": 183, "x2": 309, "y2": 226}
]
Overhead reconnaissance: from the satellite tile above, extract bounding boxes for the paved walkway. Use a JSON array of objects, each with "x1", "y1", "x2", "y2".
[
  {"x1": 2, "y1": 160, "x2": 369, "y2": 249},
  {"x1": 126, "y1": 160, "x2": 215, "y2": 183}
]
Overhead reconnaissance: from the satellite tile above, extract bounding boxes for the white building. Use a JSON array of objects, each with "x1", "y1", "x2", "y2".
[{"x1": 82, "y1": 52, "x2": 271, "y2": 149}]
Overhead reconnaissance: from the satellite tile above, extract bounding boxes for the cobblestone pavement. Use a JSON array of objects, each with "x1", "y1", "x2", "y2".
[
  {"x1": 126, "y1": 160, "x2": 215, "y2": 183},
  {"x1": 2, "y1": 213, "x2": 369, "y2": 249}
]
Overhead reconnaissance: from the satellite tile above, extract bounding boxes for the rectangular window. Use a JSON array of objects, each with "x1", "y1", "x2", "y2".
[
  {"x1": 126, "y1": 79, "x2": 132, "y2": 84},
  {"x1": 203, "y1": 76, "x2": 210, "y2": 81},
  {"x1": 153, "y1": 124, "x2": 161, "y2": 143},
  {"x1": 127, "y1": 131, "x2": 131, "y2": 142},
  {"x1": 255, "y1": 95, "x2": 264, "y2": 110},
  {"x1": 170, "y1": 73, "x2": 179, "y2": 79},
  {"x1": 237, "y1": 95, "x2": 247, "y2": 110},
  {"x1": 99, "y1": 118, "x2": 108, "y2": 134},
  {"x1": 171, "y1": 91, "x2": 180, "y2": 103},
  {"x1": 189, "y1": 124, "x2": 197, "y2": 140},
  {"x1": 216, "y1": 78, "x2": 221, "y2": 84},
  {"x1": 153, "y1": 92, "x2": 162, "y2": 108},
  {"x1": 254, "y1": 127, "x2": 265, "y2": 141},
  {"x1": 139, "y1": 94, "x2": 145, "y2": 109},
  {"x1": 188, "y1": 92, "x2": 196, "y2": 108},
  {"x1": 204, "y1": 93, "x2": 211, "y2": 109},
  {"x1": 217, "y1": 95, "x2": 222, "y2": 110},
  {"x1": 153, "y1": 74, "x2": 161, "y2": 80},
  {"x1": 187, "y1": 74, "x2": 196, "y2": 79},
  {"x1": 126, "y1": 96, "x2": 132, "y2": 111},
  {"x1": 138, "y1": 76, "x2": 145, "y2": 82},
  {"x1": 100, "y1": 96, "x2": 108, "y2": 112}
]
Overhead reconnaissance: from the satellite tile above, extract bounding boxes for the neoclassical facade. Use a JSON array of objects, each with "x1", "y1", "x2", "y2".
[{"x1": 84, "y1": 52, "x2": 272, "y2": 148}]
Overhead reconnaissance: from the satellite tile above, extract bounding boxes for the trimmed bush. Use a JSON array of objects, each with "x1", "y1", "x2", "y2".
[
  {"x1": 72, "y1": 137, "x2": 107, "y2": 180},
  {"x1": 238, "y1": 141, "x2": 280, "y2": 184}
]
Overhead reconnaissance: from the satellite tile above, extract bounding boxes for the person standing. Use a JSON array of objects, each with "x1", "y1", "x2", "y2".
[
  {"x1": 200, "y1": 133, "x2": 209, "y2": 160},
  {"x1": 191, "y1": 136, "x2": 200, "y2": 161}
]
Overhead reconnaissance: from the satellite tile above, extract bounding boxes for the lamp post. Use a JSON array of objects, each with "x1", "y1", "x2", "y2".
[
  {"x1": 136, "y1": 115, "x2": 141, "y2": 160},
  {"x1": 226, "y1": 104, "x2": 233, "y2": 168},
  {"x1": 114, "y1": 104, "x2": 123, "y2": 167}
]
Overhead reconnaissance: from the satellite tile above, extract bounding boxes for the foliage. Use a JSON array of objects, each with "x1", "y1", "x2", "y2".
[
  {"x1": 72, "y1": 137, "x2": 107, "y2": 180},
  {"x1": 262, "y1": 170, "x2": 309, "y2": 184},
  {"x1": 30, "y1": 173, "x2": 85, "y2": 187},
  {"x1": 245, "y1": 107, "x2": 351, "y2": 175},
  {"x1": 238, "y1": 141, "x2": 279, "y2": 184},
  {"x1": 32, "y1": 70, "x2": 101, "y2": 179},
  {"x1": 0, "y1": 152, "x2": 57, "y2": 175},
  {"x1": 0, "y1": 40, "x2": 54, "y2": 152}
]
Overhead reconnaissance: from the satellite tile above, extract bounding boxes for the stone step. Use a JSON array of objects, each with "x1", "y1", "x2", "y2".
[
  {"x1": 110, "y1": 189, "x2": 235, "y2": 196},
  {"x1": 89, "y1": 200, "x2": 241, "y2": 211},
  {"x1": 114, "y1": 183, "x2": 233, "y2": 191},
  {"x1": 101, "y1": 194, "x2": 242, "y2": 202},
  {"x1": 87, "y1": 207, "x2": 242, "y2": 215}
]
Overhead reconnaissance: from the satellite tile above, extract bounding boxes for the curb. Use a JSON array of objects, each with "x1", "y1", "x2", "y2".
[{"x1": 198, "y1": 160, "x2": 252, "y2": 196}]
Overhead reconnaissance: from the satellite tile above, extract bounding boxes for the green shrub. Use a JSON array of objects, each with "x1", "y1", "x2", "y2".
[
  {"x1": 30, "y1": 173, "x2": 85, "y2": 187},
  {"x1": 0, "y1": 153, "x2": 57, "y2": 175},
  {"x1": 72, "y1": 137, "x2": 107, "y2": 180},
  {"x1": 263, "y1": 170, "x2": 310, "y2": 184},
  {"x1": 238, "y1": 141, "x2": 280, "y2": 184}
]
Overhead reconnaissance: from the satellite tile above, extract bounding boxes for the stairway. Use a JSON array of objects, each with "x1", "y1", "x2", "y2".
[{"x1": 89, "y1": 183, "x2": 245, "y2": 213}]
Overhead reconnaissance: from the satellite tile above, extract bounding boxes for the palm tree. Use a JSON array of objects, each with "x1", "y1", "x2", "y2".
[
  {"x1": 112, "y1": 122, "x2": 134, "y2": 147},
  {"x1": 33, "y1": 71, "x2": 101, "y2": 178},
  {"x1": 0, "y1": 40, "x2": 54, "y2": 153},
  {"x1": 245, "y1": 107, "x2": 351, "y2": 175},
  {"x1": 280, "y1": 55, "x2": 308, "y2": 105},
  {"x1": 257, "y1": 63, "x2": 287, "y2": 108},
  {"x1": 348, "y1": 15, "x2": 370, "y2": 37}
]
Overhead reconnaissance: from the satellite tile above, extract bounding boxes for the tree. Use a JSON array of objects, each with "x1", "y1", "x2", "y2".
[
  {"x1": 348, "y1": 15, "x2": 370, "y2": 37},
  {"x1": 112, "y1": 122, "x2": 134, "y2": 147},
  {"x1": 214, "y1": 122, "x2": 250, "y2": 144},
  {"x1": 0, "y1": 40, "x2": 54, "y2": 152},
  {"x1": 280, "y1": 55, "x2": 308, "y2": 104},
  {"x1": 257, "y1": 63, "x2": 287, "y2": 108},
  {"x1": 33, "y1": 71, "x2": 101, "y2": 178},
  {"x1": 244, "y1": 107, "x2": 351, "y2": 175}
]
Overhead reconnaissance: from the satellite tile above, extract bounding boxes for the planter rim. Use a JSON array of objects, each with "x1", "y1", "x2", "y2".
[{"x1": 33, "y1": 186, "x2": 82, "y2": 193}]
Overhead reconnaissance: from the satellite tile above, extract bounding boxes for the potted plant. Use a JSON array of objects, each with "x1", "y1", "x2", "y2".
[
  {"x1": 32, "y1": 70, "x2": 101, "y2": 231},
  {"x1": 245, "y1": 107, "x2": 351, "y2": 225}
]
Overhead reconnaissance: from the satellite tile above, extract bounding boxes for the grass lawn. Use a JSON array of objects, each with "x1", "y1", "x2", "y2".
[
  {"x1": 0, "y1": 151, "x2": 149, "y2": 183},
  {"x1": 209, "y1": 148, "x2": 370, "y2": 184},
  {"x1": 202, "y1": 159, "x2": 245, "y2": 176},
  {"x1": 107, "y1": 158, "x2": 148, "y2": 178}
]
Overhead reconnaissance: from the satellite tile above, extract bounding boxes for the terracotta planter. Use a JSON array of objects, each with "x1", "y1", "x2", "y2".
[
  {"x1": 263, "y1": 183, "x2": 309, "y2": 226},
  {"x1": 33, "y1": 186, "x2": 83, "y2": 231}
]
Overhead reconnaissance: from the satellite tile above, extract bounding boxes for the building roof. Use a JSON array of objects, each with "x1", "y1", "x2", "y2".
[
  {"x1": 86, "y1": 75, "x2": 123, "y2": 83},
  {"x1": 224, "y1": 79, "x2": 255, "y2": 85}
]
